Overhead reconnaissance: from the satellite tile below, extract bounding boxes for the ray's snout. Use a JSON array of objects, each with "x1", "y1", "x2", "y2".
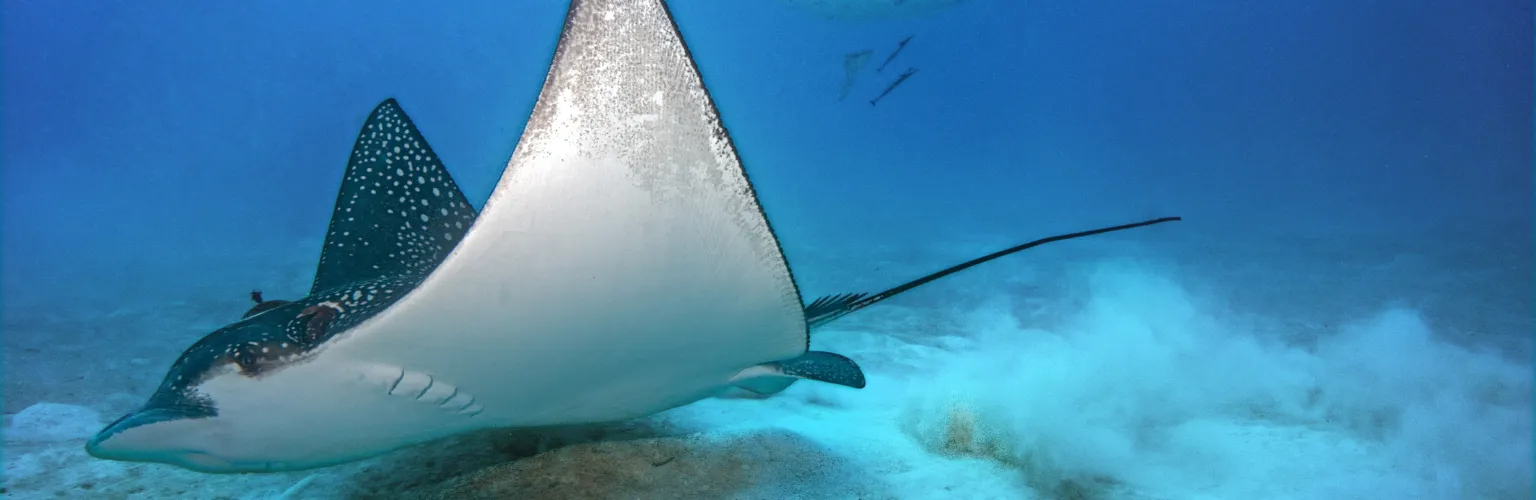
[
  {"x1": 88, "y1": 407, "x2": 180, "y2": 452},
  {"x1": 85, "y1": 406, "x2": 242, "y2": 472}
]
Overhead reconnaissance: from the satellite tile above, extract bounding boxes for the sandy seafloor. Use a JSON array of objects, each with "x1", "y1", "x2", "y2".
[{"x1": 3, "y1": 227, "x2": 1531, "y2": 499}]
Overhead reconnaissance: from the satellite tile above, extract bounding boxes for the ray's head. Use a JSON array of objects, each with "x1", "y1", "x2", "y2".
[
  {"x1": 85, "y1": 389, "x2": 236, "y2": 471},
  {"x1": 84, "y1": 302, "x2": 344, "y2": 473},
  {"x1": 85, "y1": 96, "x2": 475, "y2": 473},
  {"x1": 86, "y1": 280, "x2": 421, "y2": 473},
  {"x1": 84, "y1": 305, "x2": 320, "y2": 471}
]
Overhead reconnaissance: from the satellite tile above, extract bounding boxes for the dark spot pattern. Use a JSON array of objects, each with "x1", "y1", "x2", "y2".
[
  {"x1": 773, "y1": 351, "x2": 866, "y2": 389},
  {"x1": 171, "y1": 275, "x2": 420, "y2": 380},
  {"x1": 310, "y1": 98, "x2": 478, "y2": 296}
]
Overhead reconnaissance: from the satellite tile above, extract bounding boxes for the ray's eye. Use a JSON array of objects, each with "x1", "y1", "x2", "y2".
[{"x1": 233, "y1": 347, "x2": 262, "y2": 375}]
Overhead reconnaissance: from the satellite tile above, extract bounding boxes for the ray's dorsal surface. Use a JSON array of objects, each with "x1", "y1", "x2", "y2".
[{"x1": 309, "y1": 101, "x2": 478, "y2": 296}]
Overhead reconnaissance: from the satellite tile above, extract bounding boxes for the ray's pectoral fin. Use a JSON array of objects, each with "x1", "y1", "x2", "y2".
[
  {"x1": 308, "y1": 98, "x2": 479, "y2": 297},
  {"x1": 730, "y1": 351, "x2": 867, "y2": 395}
]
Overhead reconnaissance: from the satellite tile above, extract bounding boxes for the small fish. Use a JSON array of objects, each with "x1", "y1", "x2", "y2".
[
  {"x1": 869, "y1": 67, "x2": 918, "y2": 106},
  {"x1": 242, "y1": 290, "x2": 291, "y2": 319},
  {"x1": 875, "y1": 35, "x2": 914, "y2": 73}
]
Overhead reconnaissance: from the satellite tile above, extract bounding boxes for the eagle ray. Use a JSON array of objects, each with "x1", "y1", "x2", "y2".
[{"x1": 85, "y1": 0, "x2": 1178, "y2": 473}]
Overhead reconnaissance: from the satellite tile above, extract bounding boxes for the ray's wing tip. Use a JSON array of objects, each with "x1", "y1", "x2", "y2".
[
  {"x1": 817, "y1": 350, "x2": 866, "y2": 389},
  {"x1": 369, "y1": 98, "x2": 403, "y2": 117}
]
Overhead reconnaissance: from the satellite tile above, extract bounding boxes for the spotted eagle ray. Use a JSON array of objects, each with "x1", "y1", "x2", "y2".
[
  {"x1": 838, "y1": 49, "x2": 873, "y2": 101},
  {"x1": 86, "y1": 0, "x2": 1179, "y2": 473}
]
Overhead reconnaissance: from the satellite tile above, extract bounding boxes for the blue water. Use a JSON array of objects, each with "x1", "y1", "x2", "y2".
[{"x1": 3, "y1": 1, "x2": 1530, "y2": 498}]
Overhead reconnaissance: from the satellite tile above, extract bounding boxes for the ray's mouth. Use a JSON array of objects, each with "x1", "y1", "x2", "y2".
[
  {"x1": 90, "y1": 406, "x2": 193, "y2": 447},
  {"x1": 85, "y1": 406, "x2": 238, "y2": 470},
  {"x1": 87, "y1": 428, "x2": 276, "y2": 473}
]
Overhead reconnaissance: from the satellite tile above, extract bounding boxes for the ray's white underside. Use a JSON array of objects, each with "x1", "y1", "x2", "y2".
[{"x1": 305, "y1": 0, "x2": 804, "y2": 437}]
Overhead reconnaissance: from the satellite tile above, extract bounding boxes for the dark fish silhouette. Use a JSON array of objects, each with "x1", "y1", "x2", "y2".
[
  {"x1": 869, "y1": 67, "x2": 918, "y2": 106},
  {"x1": 875, "y1": 35, "x2": 914, "y2": 73}
]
